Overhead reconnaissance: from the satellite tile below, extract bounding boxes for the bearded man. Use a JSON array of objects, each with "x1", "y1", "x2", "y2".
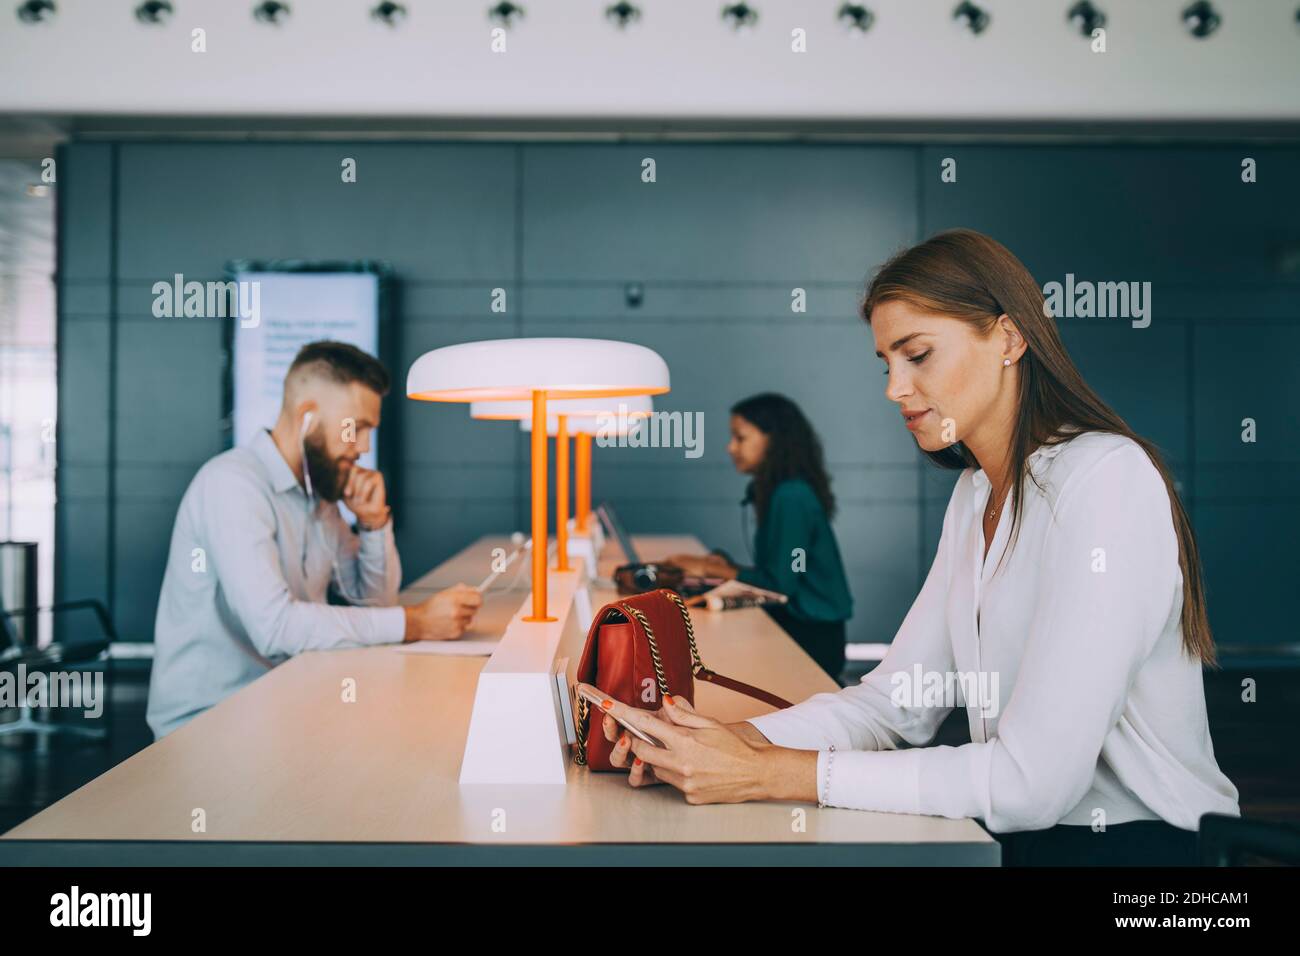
[{"x1": 147, "y1": 340, "x2": 480, "y2": 738}]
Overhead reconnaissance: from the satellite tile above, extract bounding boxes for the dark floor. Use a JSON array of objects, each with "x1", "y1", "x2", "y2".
[
  {"x1": 0, "y1": 658, "x2": 154, "y2": 835},
  {"x1": 2, "y1": 658, "x2": 1298, "y2": 839}
]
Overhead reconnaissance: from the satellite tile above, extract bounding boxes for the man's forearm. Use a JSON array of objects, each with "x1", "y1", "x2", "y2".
[{"x1": 352, "y1": 527, "x2": 403, "y2": 605}]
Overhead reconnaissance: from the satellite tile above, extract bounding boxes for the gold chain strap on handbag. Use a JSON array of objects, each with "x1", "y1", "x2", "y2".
[
  {"x1": 620, "y1": 602, "x2": 671, "y2": 700},
  {"x1": 573, "y1": 592, "x2": 702, "y2": 765},
  {"x1": 574, "y1": 695, "x2": 590, "y2": 765},
  {"x1": 662, "y1": 589, "x2": 705, "y2": 673}
]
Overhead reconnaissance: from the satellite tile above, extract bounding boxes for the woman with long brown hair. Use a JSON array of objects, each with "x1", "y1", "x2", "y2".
[{"x1": 595, "y1": 229, "x2": 1240, "y2": 865}]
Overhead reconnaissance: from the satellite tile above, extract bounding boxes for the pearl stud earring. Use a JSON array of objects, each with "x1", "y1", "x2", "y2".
[{"x1": 1003, "y1": 358, "x2": 1012, "y2": 366}]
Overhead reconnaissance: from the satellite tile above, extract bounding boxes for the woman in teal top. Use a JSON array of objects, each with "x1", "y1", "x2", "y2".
[{"x1": 670, "y1": 393, "x2": 854, "y2": 679}]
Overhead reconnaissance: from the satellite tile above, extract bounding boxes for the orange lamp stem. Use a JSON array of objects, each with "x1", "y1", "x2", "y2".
[
  {"x1": 575, "y1": 431, "x2": 592, "y2": 533},
  {"x1": 525, "y1": 389, "x2": 555, "y2": 622},
  {"x1": 555, "y1": 415, "x2": 571, "y2": 571}
]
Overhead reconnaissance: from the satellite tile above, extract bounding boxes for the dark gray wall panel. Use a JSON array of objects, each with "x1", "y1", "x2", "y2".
[
  {"x1": 53, "y1": 139, "x2": 1296, "y2": 656},
  {"x1": 54, "y1": 144, "x2": 115, "y2": 622},
  {"x1": 57, "y1": 314, "x2": 112, "y2": 464},
  {"x1": 54, "y1": 500, "x2": 110, "y2": 609},
  {"x1": 1190, "y1": 323, "x2": 1300, "y2": 651},
  {"x1": 111, "y1": 500, "x2": 176, "y2": 641},
  {"x1": 1193, "y1": 322, "x2": 1300, "y2": 463},
  {"x1": 522, "y1": 144, "x2": 917, "y2": 283},
  {"x1": 1194, "y1": 500, "x2": 1297, "y2": 651},
  {"x1": 833, "y1": 502, "x2": 921, "y2": 647},
  {"x1": 59, "y1": 279, "x2": 111, "y2": 316},
  {"x1": 399, "y1": 501, "x2": 520, "y2": 584},
  {"x1": 1057, "y1": 318, "x2": 1190, "y2": 467},
  {"x1": 921, "y1": 146, "x2": 1300, "y2": 285},
  {"x1": 115, "y1": 319, "x2": 226, "y2": 464},
  {"x1": 523, "y1": 283, "x2": 869, "y2": 322},
  {"x1": 115, "y1": 143, "x2": 518, "y2": 281},
  {"x1": 57, "y1": 144, "x2": 113, "y2": 280},
  {"x1": 57, "y1": 464, "x2": 111, "y2": 500}
]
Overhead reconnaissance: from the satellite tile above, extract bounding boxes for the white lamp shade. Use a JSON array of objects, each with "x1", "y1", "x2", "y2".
[
  {"x1": 470, "y1": 394, "x2": 654, "y2": 422},
  {"x1": 407, "y1": 338, "x2": 670, "y2": 402}
]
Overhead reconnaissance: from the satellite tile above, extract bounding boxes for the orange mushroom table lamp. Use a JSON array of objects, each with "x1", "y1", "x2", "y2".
[
  {"x1": 407, "y1": 339, "x2": 669, "y2": 623},
  {"x1": 470, "y1": 395, "x2": 654, "y2": 574}
]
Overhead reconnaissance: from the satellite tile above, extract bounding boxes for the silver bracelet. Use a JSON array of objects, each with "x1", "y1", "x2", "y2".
[{"x1": 818, "y1": 744, "x2": 836, "y2": 808}]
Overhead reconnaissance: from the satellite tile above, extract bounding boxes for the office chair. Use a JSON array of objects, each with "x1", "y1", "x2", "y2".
[
  {"x1": 0, "y1": 598, "x2": 117, "y2": 743},
  {"x1": 1199, "y1": 812, "x2": 1300, "y2": 866}
]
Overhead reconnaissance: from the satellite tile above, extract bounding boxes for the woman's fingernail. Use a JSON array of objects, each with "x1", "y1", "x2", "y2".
[
  {"x1": 619, "y1": 733, "x2": 629, "y2": 748},
  {"x1": 633, "y1": 758, "x2": 643, "y2": 767},
  {"x1": 600, "y1": 699, "x2": 613, "y2": 710},
  {"x1": 663, "y1": 694, "x2": 674, "y2": 706}
]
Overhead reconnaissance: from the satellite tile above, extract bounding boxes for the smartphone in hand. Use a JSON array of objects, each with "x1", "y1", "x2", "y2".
[{"x1": 574, "y1": 683, "x2": 666, "y2": 749}]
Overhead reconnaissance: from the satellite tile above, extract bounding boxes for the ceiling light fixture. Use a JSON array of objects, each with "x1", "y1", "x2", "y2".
[
  {"x1": 605, "y1": 1, "x2": 640, "y2": 29},
  {"x1": 837, "y1": 3, "x2": 874, "y2": 34},
  {"x1": 721, "y1": 3, "x2": 758, "y2": 32},
  {"x1": 488, "y1": 1, "x2": 524, "y2": 29},
  {"x1": 135, "y1": 1, "x2": 173, "y2": 25},
  {"x1": 252, "y1": 1, "x2": 290, "y2": 25},
  {"x1": 1181, "y1": 1, "x2": 1221, "y2": 38},
  {"x1": 952, "y1": 1, "x2": 990, "y2": 35},
  {"x1": 1067, "y1": 1, "x2": 1105, "y2": 36},
  {"x1": 15, "y1": 0, "x2": 55, "y2": 24},
  {"x1": 371, "y1": 1, "x2": 406, "y2": 26}
]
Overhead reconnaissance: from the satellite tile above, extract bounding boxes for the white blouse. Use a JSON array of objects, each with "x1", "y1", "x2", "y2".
[{"x1": 749, "y1": 431, "x2": 1240, "y2": 832}]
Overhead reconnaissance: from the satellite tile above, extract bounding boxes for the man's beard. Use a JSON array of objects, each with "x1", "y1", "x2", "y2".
[{"x1": 303, "y1": 429, "x2": 349, "y2": 502}]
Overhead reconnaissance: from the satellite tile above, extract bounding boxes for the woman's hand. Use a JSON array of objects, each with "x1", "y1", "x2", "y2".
[
  {"x1": 600, "y1": 694, "x2": 817, "y2": 805},
  {"x1": 603, "y1": 709, "x2": 664, "y2": 788}
]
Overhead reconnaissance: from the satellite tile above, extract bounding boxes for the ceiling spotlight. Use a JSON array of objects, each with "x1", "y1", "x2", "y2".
[
  {"x1": 1067, "y1": 1, "x2": 1105, "y2": 36},
  {"x1": 371, "y1": 1, "x2": 406, "y2": 26},
  {"x1": 488, "y1": 1, "x2": 524, "y2": 29},
  {"x1": 721, "y1": 3, "x2": 758, "y2": 31},
  {"x1": 1181, "y1": 0, "x2": 1221, "y2": 38},
  {"x1": 16, "y1": 0, "x2": 55, "y2": 23},
  {"x1": 605, "y1": 1, "x2": 641, "y2": 29},
  {"x1": 135, "y1": 0, "x2": 173, "y2": 25},
  {"x1": 252, "y1": 1, "x2": 290, "y2": 25},
  {"x1": 837, "y1": 3, "x2": 874, "y2": 34},
  {"x1": 952, "y1": 1, "x2": 990, "y2": 35}
]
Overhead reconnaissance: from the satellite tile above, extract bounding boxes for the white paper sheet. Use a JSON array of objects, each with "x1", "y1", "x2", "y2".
[{"x1": 395, "y1": 636, "x2": 502, "y2": 656}]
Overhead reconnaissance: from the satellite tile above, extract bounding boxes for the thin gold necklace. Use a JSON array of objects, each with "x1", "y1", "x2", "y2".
[{"x1": 987, "y1": 486, "x2": 1006, "y2": 521}]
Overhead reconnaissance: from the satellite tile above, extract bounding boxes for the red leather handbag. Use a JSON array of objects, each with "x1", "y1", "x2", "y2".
[{"x1": 573, "y1": 588, "x2": 794, "y2": 770}]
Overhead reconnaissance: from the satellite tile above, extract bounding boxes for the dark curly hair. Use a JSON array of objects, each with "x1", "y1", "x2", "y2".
[{"x1": 730, "y1": 393, "x2": 835, "y2": 524}]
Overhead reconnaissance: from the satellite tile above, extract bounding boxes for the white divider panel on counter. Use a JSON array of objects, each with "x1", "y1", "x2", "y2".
[{"x1": 458, "y1": 559, "x2": 588, "y2": 786}]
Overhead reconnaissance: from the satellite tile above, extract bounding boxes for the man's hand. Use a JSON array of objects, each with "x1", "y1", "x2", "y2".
[
  {"x1": 403, "y1": 584, "x2": 483, "y2": 642},
  {"x1": 343, "y1": 465, "x2": 390, "y2": 530}
]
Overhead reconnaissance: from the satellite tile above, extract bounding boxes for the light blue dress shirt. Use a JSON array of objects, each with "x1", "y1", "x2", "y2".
[{"x1": 147, "y1": 429, "x2": 405, "y2": 738}]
